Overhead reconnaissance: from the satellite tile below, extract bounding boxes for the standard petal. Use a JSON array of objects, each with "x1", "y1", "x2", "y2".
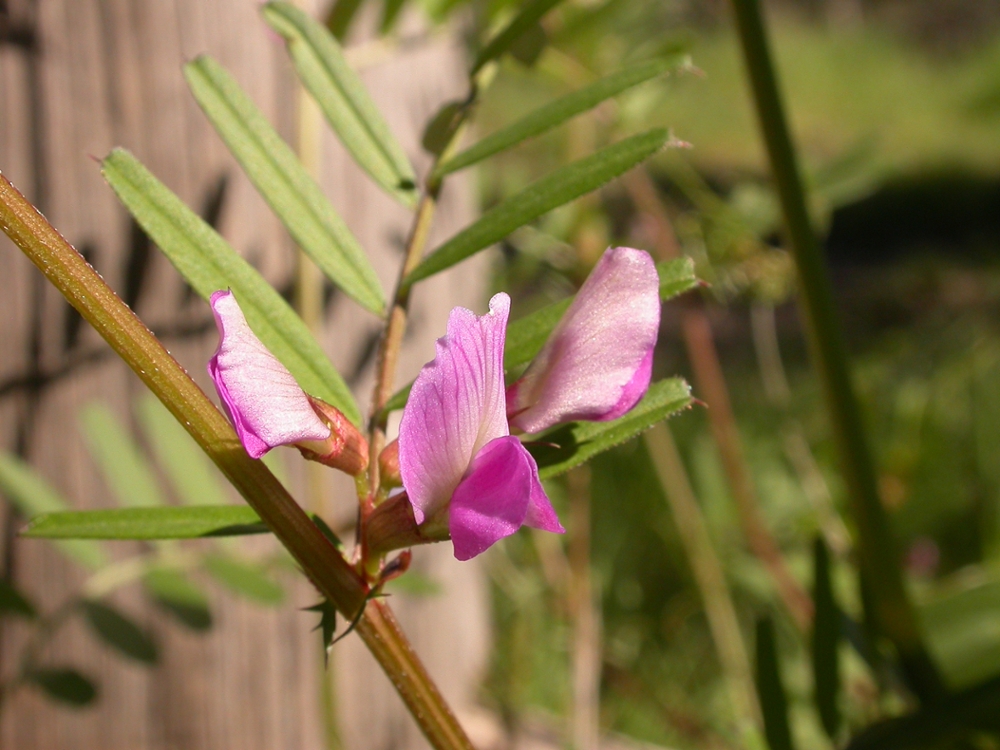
[
  {"x1": 399, "y1": 294, "x2": 511, "y2": 524},
  {"x1": 208, "y1": 290, "x2": 330, "y2": 459},
  {"x1": 508, "y1": 247, "x2": 660, "y2": 433},
  {"x1": 449, "y1": 436, "x2": 534, "y2": 560}
]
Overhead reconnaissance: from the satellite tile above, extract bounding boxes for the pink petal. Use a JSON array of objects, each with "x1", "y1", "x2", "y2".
[
  {"x1": 208, "y1": 290, "x2": 330, "y2": 459},
  {"x1": 398, "y1": 293, "x2": 511, "y2": 524},
  {"x1": 508, "y1": 247, "x2": 660, "y2": 433},
  {"x1": 449, "y1": 436, "x2": 555, "y2": 560}
]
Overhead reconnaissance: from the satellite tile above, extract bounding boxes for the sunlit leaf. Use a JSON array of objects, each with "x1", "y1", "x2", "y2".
[
  {"x1": 144, "y1": 568, "x2": 213, "y2": 631},
  {"x1": 0, "y1": 578, "x2": 36, "y2": 619},
  {"x1": 79, "y1": 402, "x2": 164, "y2": 508},
  {"x1": 526, "y1": 377, "x2": 692, "y2": 480},
  {"x1": 22, "y1": 506, "x2": 268, "y2": 540},
  {"x1": 437, "y1": 57, "x2": 682, "y2": 177},
  {"x1": 263, "y1": 2, "x2": 417, "y2": 205},
  {"x1": 756, "y1": 616, "x2": 796, "y2": 750},
  {"x1": 0, "y1": 453, "x2": 106, "y2": 570},
  {"x1": 28, "y1": 668, "x2": 98, "y2": 707},
  {"x1": 184, "y1": 56, "x2": 384, "y2": 315},
  {"x1": 136, "y1": 394, "x2": 229, "y2": 506},
  {"x1": 81, "y1": 600, "x2": 159, "y2": 664},
  {"x1": 812, "y1": 536, "x2": 841, "y2": 739},
  {"x1": 471, "y1": 0, "x2": 567, "y2": 74},
  {"x1": 406, "y1": 129, "x2": 671, "y2": 286},
  {"x1": 922, "y1": 575, "x2": 1000, "y2": 690},
  {"x1": 101, "y1": 149, "x2": 362, "y2": 425},
  {"x1": 203, "y1": 554, "x2": 285, "y2": 606}
]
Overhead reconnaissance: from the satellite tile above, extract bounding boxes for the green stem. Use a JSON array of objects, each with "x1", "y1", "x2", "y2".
[
  {"x1": 0, "y1": 171, "x2": 475, "y2": 750},
  {"x1": 727, "y1": 0, "x2": 943, "y2": 699}
]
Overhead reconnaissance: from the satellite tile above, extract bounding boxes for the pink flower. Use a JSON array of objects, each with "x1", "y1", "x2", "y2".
[
  {"x1": 506, "y1": 247, "x2": 660, "y2": 434},
  {"x1": 398, "y1": 293, "x2": 564, "y2": 561},
  {"x1": 208, "y1": 291, "x2": 369, "y2": 475}
]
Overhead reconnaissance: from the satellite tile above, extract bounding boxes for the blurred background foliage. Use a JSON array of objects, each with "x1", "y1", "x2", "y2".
[{"x1": 381, "y1": 0, "x2": 1000, "y2": 746}]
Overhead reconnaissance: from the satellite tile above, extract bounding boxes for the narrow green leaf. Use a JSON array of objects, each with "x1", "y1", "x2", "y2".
[
  {"x1": 383, "y1": 257, "x2": 698, "y2": 414},
  {"x1": 22, "y1": 506, "x2": 268, "y2": 540},
  {"x1": 135, "y1": 394, "x2": 228, "y2": 506},
  {"x1": 81, "y1": 600, "x2": 159, "y2": 664},
  {"x1": 526, "y1": 377, "x2": 691, "y2": 480},
  {"x1": 101, "y1": 149, "x2": 362, "y2": 425},
  {"x1": 144, "y1": 568, "x2": 213, "y2": 631},
  {"x1": 406, "y1": 129, "x2": 670, "y2": 286},
  {"x1": 79, "y1": 402, "x2": 164, "y2": 508},
  {"x1": 421, "y1": 101, "x2": 464, "y2": 157},
  {"x1": 385, "y1": 571, "x2": 443, "y2": 597},
  {"x1": 262, "y1": 2, "x2": 417, "y2": 205},
  {"x1": 28, "y1": 668, "x2": 98, "y2": 707},
  {"x1": 380, "y1": 0, "x2": 407, "y2": 33},
  {"x1": 471, "y1": 0, "x2": 566, "y2": 74},
  {"x1": 756, "y1": 616, "x2": 796, "y2": 750},
  {"x1": 184, "y1": 56, "x2": 384, "y2": 315},
  {"x1": 0, "y1": 578, "x2": 36, "y2": 619},
  {"x1": 203, "y1": 554, "x2": 285, "y2": 606},
  {"x1": 507, "y1": 22, "x2": 547, "y2": 66},
  {"x1": 437, "y1": 58, "x2": 680, "y2": 177},
  {"x1": 0, "y1": 453, "x2": 106, "y2": 570},
  {"x1": 812, "y1": 536, "x2": 841, "y2": 739}
]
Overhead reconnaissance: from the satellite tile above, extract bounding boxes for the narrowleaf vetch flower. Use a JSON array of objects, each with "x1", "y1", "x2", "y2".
[
  {"x1": 398, "y1": 293, "x2": 564, "y2": 561},
  {"x1": 506, "y1": 246, "x2": 660, "y2": 434},
  {"x1": 208, "y1": 290, "x2": 368, "y2": 475}
]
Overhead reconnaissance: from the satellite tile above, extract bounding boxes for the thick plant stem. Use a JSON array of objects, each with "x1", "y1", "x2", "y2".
[
  {"x1": 0, "y1": 171, "x2": 476, "y2": 750},
  {"x1": 727, "y1": 0, "x2": 943, "y2": 699}
]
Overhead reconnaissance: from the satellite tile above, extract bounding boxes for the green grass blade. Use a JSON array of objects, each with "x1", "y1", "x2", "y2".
[
  {"x1": 262, "y1": 2, "x2": 417, "y2": 206},
  {"x1": 812, "y1": 536, "x2": 841, "y2": 739},
  {"x1": 101, "y1": 149, "x2": 361, "y2": 425},
  {"x1": 184, "y1": 56, "x2": 384, "y2": 314},
  {"x1": 79, "y1": 401, "x2": 164, "y2": 508},
  {"x1": 756, "y1": 616, "x2": 796, "y2": 750},
  {"x1": 526, "y1": 377, "x2": 692, "y2": 480},
  {"x1": 135, "y1": 393, "x2": 228, "y2": 506},
  {"x1": 0, "y1": 453, "x2": 106, "y2": 569},
  {"x1": 383, "y1": 257, "x2": 698, "y2": 414},
  {"x1": 22, "y1": 506, "x2": 269, "y2": 540},
  {"x1": 471, "y1": 0, "x2": 566, "y2": 74},
  {"x1": 406, "y1": 129, "x2": 670, "y2": 286},
  {"x1": 437, "y1": 57, "x2": 682, "y2": 177}
]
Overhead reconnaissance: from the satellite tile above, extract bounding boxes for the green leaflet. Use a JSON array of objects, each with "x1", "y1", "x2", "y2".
[
  {"x1": 101, "y1": 149, "x2": 362, "y2": 425},
  {"x1": 28, "y1": 669, "x2": 97, "y2": 706},
  {"x1": 184, "y1": 56, "x2": 385, "y2": 315},
  {"x1": 382, "y1": 257, "x2": 698, "y2": 414},
  {"x1": 203, "y1": 554, "x2": 285, "y2": 606},
  {"x1": 81, "y1": 600, "x2": 159, "y2": 664},
  {"x1": 22, "y1": 506, "x2": 268, "y2": 540},
  {"x1": 262, "y1": 2, "x2": 417, "y2": 206},
  {"x1": 437, "y1": 57, "x2": 683, "y2": 177},
  {"x1": 0, "y1": 453, "x2": 106, "y2": 570},
  {"x1": 405, "y1": 129, "x2": 671, "y2": 286},
  {"x1": 471, "y1": 0, "x2": 566, "y2": 74},
  {"x1": 79, "y1": 402, "x2": 165, "y2": 508},
  {"x1": 136, "y1": 394, "x2": 229, "y2": 507},
  {"x1": 144, "y1": 568, "x2": 213, "y2": 631},
  {"x1": 527, "y1": 377, "x2": 692, "y2": 480}
]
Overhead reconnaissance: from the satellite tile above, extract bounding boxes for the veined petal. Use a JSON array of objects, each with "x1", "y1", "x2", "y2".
[
  {"x1": 399, "y1": 293, "x2": 511, "y2": 524},
  {"x1": 508, "y1": 247, "x2": 660, "y2": 433},
  {"x1": 449, "y1": 436, "x2": 556, "y2": 560},
  {"x1": 208, "y1": 290, "x2": 330, "y2": 459}
]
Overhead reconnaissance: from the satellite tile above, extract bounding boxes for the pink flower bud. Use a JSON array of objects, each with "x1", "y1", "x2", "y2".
[{"x1": 507, "y1": 247, "x2": 660, "y2": 433}]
